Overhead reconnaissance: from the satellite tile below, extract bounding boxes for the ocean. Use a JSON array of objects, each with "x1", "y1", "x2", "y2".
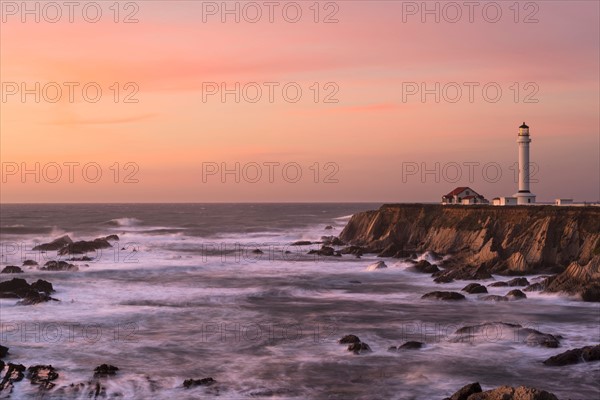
[{"x1": 0, "y1": 203, "x2": 598, "y2": 399}]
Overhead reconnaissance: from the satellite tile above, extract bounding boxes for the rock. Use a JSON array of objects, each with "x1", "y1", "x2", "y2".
[
  {"x1": 421, "y1": 291, "x2": 465, "y2": 301},
  {"x1": 41, "y1": 260, "x2": 78, "y2": 272},
  {"x1": 308, "y1": 246, "x2": 336, "y2": 257},
  {"x1": 27, "y1": 365, "x2": 59, "y2": 390},
  {"x1": 17, "y1": 289, "x2": 58, "y2": 305},
  {"x1": 0, "y1": 278, "x2": 31, "y2": 298},
  {"x1": 290, "y1": 241, "x2": 313, "y2": 246},
  {"x1": 506, "y1": 289, "x2": 527, "y2": 300},
  {"x1": 481, "y1": 295, "x2": 508, "y2": 301},
  {"x1": 104, "y1": 234, "x2": 120, "y2": 241},
  {"x1": 489, "y1": 281, "x2": 509, "y2": 287},
  {"x1": 523, "y1": 283, "x2": 544, "y2": 292},
  {"x1": 398, "y1": 341, "x2": 424, "y2": 350},
  {"x1": 324, "y1": 225, "x2": 333, "y2": 230},
  {"x1": 321, "y1": 236, "x2": 345, "y2": 246},
  {"x1": 387, "y1": 346, "x2": 397, "y2": 352},
  {"x1": 378, "y1": 243, "x2": 400, "y2": 257},
  {"x1": 22, "y1": 260, "x2": 38, "y2": 266},
  {"x1": 94, "y1": 364, "x2": 119, "y2": 377},
  {"x1": 462, "y1": 283, "x2": 488, "y2": 294},
  {"x1": 183, "y1": 377, "x2": 216, "y2": 388},
  {"x1": 433, "y1": 265, "x2": 492, "y2": 282},
  {"x1": 339, "y1": 246, "x2": 365, "y2": 257},
  {"x1": 31, "y1": 279, "x2": 54, "y2": 294},
  {"x1": 366, "y1": 261, "x2": 387, "y2": 271},
  {"x1": 67, "y1": 256, "x2": 94, "y2": 262},
  {"x1": 446, "y1": 382, "x2": 482, "y2": 400},
  {"x1": 452, "y1": 323, "x2": 560, "y2": 348},
  {"x1": 251, "y1": 249, "x2": 263, "y2": 254},
  {"x1": 581, "y1": 285, "x2": 600, "y2": 302},
  {"x1": 339, "y1": 335, "x2": 361, "y2": 344},
  {"x1": 543, "y1": 256, "x2": 600, "y2": 302},
  {"x1": 413, "y1": 260, "x2": 439, "y2": 273},
  {"x1": 0, "y1": 363, "x2": 26, "y2": 392},
  {"x1": 347, "y1": 342, "x2": 371, "y2": 354},
  {"x1": 58, "y1": 239, "x2": 112, "y2": 255},
  {"x1": 506, "y1": 277, "x2": 530, "y2": 286},
  {"x1": 1, "y1": 266, "x2": 23, "y2": 274},
  {"x1": 467, "y1": 385, "x2": 558, "y2": 400},
  {"x1": 543, "y1": 344, "x2": 600, "y2": 366},
  {"x1": 0, "y1": 345, "x2": 8, "y2": 358},
  {"x1": 338, "y1": 204, "x2": 599, "y2": 277},
  {"x1": 32, "y1": 235, "x2": 73, "y2": 251}
]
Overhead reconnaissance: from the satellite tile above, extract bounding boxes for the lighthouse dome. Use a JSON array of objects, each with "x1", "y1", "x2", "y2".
[{"x1": 519, "y1": 122, "x2": 529, "y2": 129}]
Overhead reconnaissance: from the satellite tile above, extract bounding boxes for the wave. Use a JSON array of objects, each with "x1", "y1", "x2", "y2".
[{"x1": 103, "y1": 217, "x2": 142, "y2": 227}]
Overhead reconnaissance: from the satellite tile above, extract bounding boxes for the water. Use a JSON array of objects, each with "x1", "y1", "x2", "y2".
[{"x1": 0, "y1": 204, "x2": 598, "y2": 399}]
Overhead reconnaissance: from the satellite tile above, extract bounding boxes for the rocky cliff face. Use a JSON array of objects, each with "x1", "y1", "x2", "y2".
[{"x1": 339, "y1": 204, "x2": 600, "y2": 275}]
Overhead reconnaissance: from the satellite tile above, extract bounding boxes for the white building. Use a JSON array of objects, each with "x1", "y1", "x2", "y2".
[
  {"x1": 514, "y1": 122, "x2": 537, "y2": 205},
  {"x1": 555, "y1": 198, "x2": 573, "y2": 206},
  {"x1": 493, "y1": 197, "x2": 518, "y2": 206}
]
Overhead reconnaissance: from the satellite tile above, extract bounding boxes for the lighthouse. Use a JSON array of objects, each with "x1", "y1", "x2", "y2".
[{"x1": 514, "y1": 122, "x2": 536, "y2": 205}]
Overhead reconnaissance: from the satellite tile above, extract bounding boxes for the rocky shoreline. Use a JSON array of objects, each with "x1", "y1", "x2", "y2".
[{"x1": 337, "y1": 204, "x2": 600, "y2": 302}]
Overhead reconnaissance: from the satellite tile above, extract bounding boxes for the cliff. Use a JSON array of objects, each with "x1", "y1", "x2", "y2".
[{"x1": 339, "y1": 204, "x2": 600, "y2": 275}]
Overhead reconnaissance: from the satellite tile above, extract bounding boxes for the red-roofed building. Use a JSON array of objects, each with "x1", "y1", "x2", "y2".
[{"x1": 442, "y1": 187, "x2": 488, "y2": 205}]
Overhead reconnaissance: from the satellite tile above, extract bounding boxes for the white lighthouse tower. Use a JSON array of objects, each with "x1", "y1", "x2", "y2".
[{"x1": 514, "y1": 122, "x2": 536, "y2": 205}]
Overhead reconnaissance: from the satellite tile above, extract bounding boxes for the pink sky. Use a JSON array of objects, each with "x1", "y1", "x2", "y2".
[{"x1": 1, "y1": 1, "x2": 598, "y2": 202}]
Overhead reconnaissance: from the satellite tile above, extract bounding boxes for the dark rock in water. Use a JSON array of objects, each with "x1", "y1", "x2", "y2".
[
  {"x1": 489, "y1": 281, "x2": 509, "y2": 287},
  {"x1": 22, "y1": 260, "x2": 38, "y2": 266},
  {"x1": 453, "y1": 322, "x2": 560, "y2": 348},
  {"x1": 445, "y1": 382, "x2": 482, "y2": 400},
  {"x1": 339, "y1": 335, "x2": 361, "y2": 344},
  {"x1": 0, "y1": 363, "x2": 26, "y2": 392},
  {"x1": 94, "y1": 364, "x2": 119, "y2": 377},
  {"x1": 290, "y1": 241, "x2": 313, "y2": 246},
  {"x1": 41, "y1": 260, "x2": 78, "y2": 272},
  {"x1": 183, "y1": 377, "x2": 216, "y2": 388},
  {"x1": 324, "y1": 225, "x2": 333, "y2": 230},
  {"x1": 464, "y1": 385, "x2": 558, "y2": 400},
  {"x1": 308, "y1": 246, "x2": 336, "y2": 257},
  {"x1": 421, "y1": 291, "x2": 465, "y2": 301},
  {"x1": 103, "y1": 234, "x2": 119, "y2": 241},
  {"x1": 251, "y1": 249, "x2": 263, "y2": 254},
  {"x1": 544, "y1": 256, "x2": 600, "y2": 302},
  {"x1": 0, "y1": 345, "x2": 8, "y2": 358},
  {"x1": 347, "y1": 342, "x2": 371, "y2": 354},
  {"x1": 349, "y1": 280, "x2": 361, "y2": 284},
  {"x1": 387, "y1": 346, "x2": 397, "y2": 352},
  {"x1": 433, "y1": 265, "x2": 492, "y2": 283},
  {"x1": 1, "y1": 266, "x2": 23, "y2": 274},
  {"x1": 506, "y1": 289, "x2": 527, "y2": 300},
  {"x1": 413, "y1": 260, "x2": 439, "y2": 273},
  {"x1": 31, "y1": 279, "x2": 54, "y2": 294},
  {"x1": 506, "y1": 277, "x2": 530, "y2": 286},
  {"x1": 398, "y1": 341, "x2": 424, "y2": 350},
  {"x1": 321, "y1": 236, "x2": 345, "y2": 246},
  {"x1": 434, "y1": 275, "x2": 454, "y2": 284},
  {"x1": 543, "y1": 344, "x2": 600, "y2": 366},
  {"x1": 0, "y1": 278, "x2": 31, "y2": 298},
  {"x1": 581, "y1": 285, "x2": 600, "y2": 302},
  {"x1": 27, "y1": 365, "x2": 59, "y2": 390},
  {"x1": 67, "y1": 256, "x2": 94, "y2": 262},
  {"x1": 17, "y1": 289, "x2": 58, "y2": 306},
  {"x1": 32, "y1": 235, "x2": 73, "y2": 251},
  {"x1": 524, "y1": 283, "x2": 544, "y2": 292},
  {"x1": 339, "y1": 246, "x2": 365, "y2": 257},
  {"x1": 462, "y1": 283, "x2": 488, "y2": 294},
  {"x1": 481, "y1": 295, "x2": 508, "y2": 302},
  {"x1": 366, "y1": 261, "x2": 387, "y2": 271},
  {"x1": 58, "y1": 239, "x2": 112, "y2": 255}
]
